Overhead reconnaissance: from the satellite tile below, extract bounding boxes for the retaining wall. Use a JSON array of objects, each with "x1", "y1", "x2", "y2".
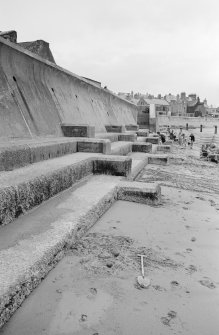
[{"x1": 0, "y1": 37, "x2": 138, "y2": 139}]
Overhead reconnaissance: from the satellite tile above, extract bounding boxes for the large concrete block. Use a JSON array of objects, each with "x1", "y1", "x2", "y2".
[
  {"x1": 145, "y1": 137, "x2": 159, "y2": 144},
  {"x1": 125, "y1": 124, "x2": 139, "y2": 131},
  {"x1": 118, "y1": 181, "x2": 161, "y2": 205},
  {"x1": 148, "y1": 154, "x2": 169, "y2": 165},
  {"x1": 118, "y1": 133, "x2": 137, "y2": 142},
  {"x1": 132, "y1": 142, "x2": 152, "y2": 153},
  {"x1": 105, "y1": 125, "x2": 125, "y2": 133},
  {"x1": 93, "y1": 156, "x2": 132, "y2": 177},
  {"x1": 77, "y1": 139, "x2": 111, "y2": 154},
  {"x1": 61, "y1": 124, "x2": 95, "y2": 138},
  {"x1": 137, "y1": 129, "x2": 149, "y2": 137}
]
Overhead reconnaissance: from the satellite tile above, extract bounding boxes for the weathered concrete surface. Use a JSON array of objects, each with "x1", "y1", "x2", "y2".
[
  {"x1": 137, "y1": 129, "x2": 149, "y2": 137},
  {"x1": 61, "y1": 124, "x2": 95, "y2": 138},
  {"x1": 125, "y1": 124, "x2": 139, "y2": 131},
  {"x1": 118, "y1": 181, "x2": 161, "y2": 204},
  {"x1": 110, "y1": 142, "x2": 132, "y2": 156},
  {"x1": 0, "y1": 153, "x2": 132, "y2": 226},
  {"x1": 146, "y1": 137, "x2": 160, "y2": 144},
  {"x1": 127, "y1": 153, "x2": 149, "y2": 180},
  {"x1": 93, "y1": 156, "x2": 132, "y2": 177},
  {"x1": 0, "y1": 175, "x2": 161, "y2": 328},
  {"x1": 0, "y1": 37, "x2": 137, "y2": 139},
  {"x1": 156, "y1": 145, "x2": 171, "y2": 153},
  {"x1": 147, "y1": 154, "x2": 169, "y2": 165},
  {"x1": 105, "y1": 125, "x2": 125, "y2": 133},
  {"x1": 0, "y1": 139, "x2": 78, "y2": 171},
  {"x1": 118, "y1": 133, "x2": 137, "y2": 142},
  {"x1": 77, "y1": 139, "x2": 111, "y2": 154},
  {"x1": 132, "y1": 142, "x2": 152, "y2": 153}
]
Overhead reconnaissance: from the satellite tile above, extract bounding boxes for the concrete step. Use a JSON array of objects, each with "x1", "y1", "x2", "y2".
[
  {"x1": 0, "y1": 175, "x2": 161, "y2": 328},
  {"x1": 0, "y1": 153, "x2": 131, "y2": 227},
  {"x1": 110, "y1": 141, "x2": 132, "y2": 156},
  {"x1": 0, "y1": 137, "x2": 111, "y2": 171},
  {"x1": 128, "y1": 153, "x2": 149, "y2": 180}
]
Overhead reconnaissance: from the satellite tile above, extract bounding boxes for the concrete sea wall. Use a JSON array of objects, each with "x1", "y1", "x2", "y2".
[{"x1": 0, "y1": 37, "x2": 138, "y2": 139}]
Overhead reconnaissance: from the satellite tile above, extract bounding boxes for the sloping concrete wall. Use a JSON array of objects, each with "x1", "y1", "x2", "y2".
[{"x1": 0, "y1": 37, "x2": 138, "y2": 139}]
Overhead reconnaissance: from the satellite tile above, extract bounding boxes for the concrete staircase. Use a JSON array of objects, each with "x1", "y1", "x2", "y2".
[{"x1": 0, "y1": 130, "x2": 170, "y2": 329}]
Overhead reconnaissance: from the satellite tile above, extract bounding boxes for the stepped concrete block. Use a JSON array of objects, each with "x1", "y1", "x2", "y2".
[
  {"x1": 125, "y1": 124, "x2": 139, "y2": 131},
  {"x1": 61, "y1": 124, "x2": 95, "y2": 138},
  {"x1": 93, "y1": 156, "x2": 132, "y2": 177},
  {"x1": 0, "y1": 159, "x2": 93, "y2": 227},
  {"x1": 111, "y1": 142, "x2": 132, "y2": 156},
  {"x1": 157, "y1": 145, "x2": 171, "y2": 153},
  {"x1": 146, "y1": 137, "x2": 159, "y2": 144},
  {"x1": 132, "y1": 142, "x2": 152, "y2": 153},
  {"x1": 0, "y1": 141, "x2": 78, "y2": 171},
  {"x1": 118, "y1": 133, "x2": 137, "y2": 142},
  {"x1": 117, "y1": 181, "x2": 161, "y2": 205},
  {"x1": 148, "y1": 154, "x2": 169, "y2": 165},
  {"x1": 105, "y1": 125, "x2": 125, "y2": 133},
  {"x1": 77, "y1": 139, "x2": 111, "y2": 154},
  {"x1": 137, "y1": 130, "x2": 149, "y2": 137}
]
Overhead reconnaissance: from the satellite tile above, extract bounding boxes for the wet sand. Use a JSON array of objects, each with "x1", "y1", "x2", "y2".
[{"x1": 1, "y1": 143, "x2": 219, "y2": 335}]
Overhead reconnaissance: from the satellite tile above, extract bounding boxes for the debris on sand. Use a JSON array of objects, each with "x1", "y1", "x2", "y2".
[{"x1": 68, "y1": 233, "x2": 182, "y2": 276}]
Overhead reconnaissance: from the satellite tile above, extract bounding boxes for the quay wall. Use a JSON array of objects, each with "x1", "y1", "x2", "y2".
[{"x1": 0, "y1": 37, "x2": 138, "y2": 139}]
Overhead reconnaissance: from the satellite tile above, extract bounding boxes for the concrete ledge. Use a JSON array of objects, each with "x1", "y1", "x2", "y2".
[
  {"x1": 61, "y1": 124, "x2": 95, "y2": 138},
  {"x1": 137, "y1": 129, "x2": 149, "y2": 137},
  {"x1": 156, "y1": 145, "x2": 171, "y2": 153},
  {"x1": 118, "y1": 134, "x2": 137, "y2": 142},
  {"x1": 105, "y1": 125, "x2": 125, "y2": 133},
  {"x1": 118, "y1": 181, "x2": 161, "y2": 205},
  {"x1": 132, "y1": 142, "x2": 152, "y2": 153},
  {"x1": 93, "y1": 156, "x2": 132, "y2": 177},
  {"x1": 148, "y1": 154, "x2": 169, "y2": 165},
  {"x1": 125, "y1": 124, "x2": 139, "y2": 131},
  {"x1": 77, "y1": 139, "x2": 111, "y2": 154},
  {"x1": 0, "y1": 141, "x2": 78, "y2": 171},
  {"x1": 145, "y1": 137, "x2": 159, "y2": 144}
]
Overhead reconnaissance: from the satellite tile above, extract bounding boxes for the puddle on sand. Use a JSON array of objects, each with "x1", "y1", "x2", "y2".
[{"x1": 48, "y1": 289, "x2": 113, "y2": 334}]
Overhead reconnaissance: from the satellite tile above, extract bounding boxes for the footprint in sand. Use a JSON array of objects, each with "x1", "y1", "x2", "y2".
[
  {"x1": 199, "y1": 278, "x2": 216, "y2": 289},
  {"x1": 161, "y1": 310, "x2": 177, "y2": 326}
]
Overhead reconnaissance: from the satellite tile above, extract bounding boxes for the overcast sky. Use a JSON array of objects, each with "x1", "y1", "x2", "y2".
[{"x1": 1, "y1": 0, "x2": 219, "y2": 106}]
